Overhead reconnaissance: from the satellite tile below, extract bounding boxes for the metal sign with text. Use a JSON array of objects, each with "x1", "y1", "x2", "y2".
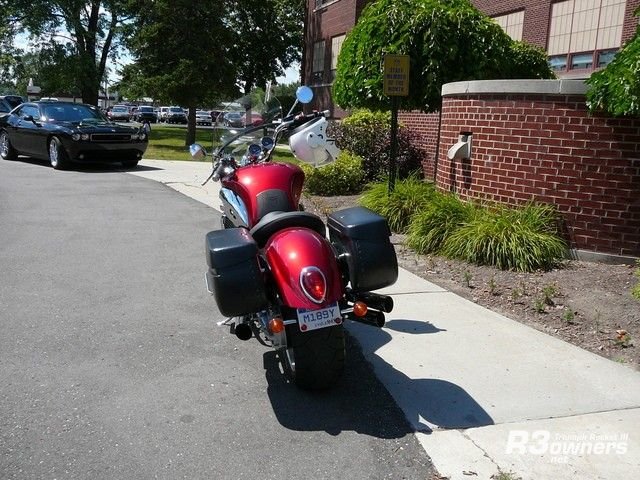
[{"x1": 383, "y1": 54, "x2": 410, "y2": 97}]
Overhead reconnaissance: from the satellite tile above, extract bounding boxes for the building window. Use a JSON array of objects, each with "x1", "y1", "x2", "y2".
[
  {"x1": 597, "y1": 49, "x2": 617, "y2": 67},
  {"x1": 548, "y1": 0, "x2": 626, "y2": 71},
  {"x1": 329, "y1": 34, "x2": 346, "y2": 80},
  {"x1": 314, "y1": 0, "x2": 338, "y2": 9},
  {"x1": 549, "y1": 55, "x2": 568, "y2": 71},
  {"x1": 313, "y1": 40, "x2": 325, "y2": 74},
  {"x1": 331, "y1": 34, "x2": 345, "y2": 71},
  {"x1": 493, "y1": 10, "x2": 525, "y2": 41},
  {"x1": 571, "y1": 52, "x2": 594, "y2": 69}
]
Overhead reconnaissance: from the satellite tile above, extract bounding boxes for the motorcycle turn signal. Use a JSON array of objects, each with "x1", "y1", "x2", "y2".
[
  {"x1": 353, "y1": 301, "x2": 368, "y2": 317},
  {"x1": 269, "y1": 317, "x2": 285, "y2": 334}
]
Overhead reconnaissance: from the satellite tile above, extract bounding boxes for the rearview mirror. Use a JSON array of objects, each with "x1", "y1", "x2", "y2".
[
  {"x1": 296, "y1": 86, "x2": 314, "y2": 104},
  {"x1": 189, "y1": 143, "x2": 207, "y2": 159}
]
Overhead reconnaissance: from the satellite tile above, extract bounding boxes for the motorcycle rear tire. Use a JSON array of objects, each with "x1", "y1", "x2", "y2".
[{"x1": 280, "y1": 324, "x2": 345, "y2": 390}]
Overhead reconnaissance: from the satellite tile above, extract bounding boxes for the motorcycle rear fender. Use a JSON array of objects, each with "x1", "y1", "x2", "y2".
[{"x1": 264, "y1": 228, "x2": 343, "y2": 310}]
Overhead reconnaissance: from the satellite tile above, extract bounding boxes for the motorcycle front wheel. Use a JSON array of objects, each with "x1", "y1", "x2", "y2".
[{"x1": 279, "y1": 324, "x2": 345, "y2": 390}]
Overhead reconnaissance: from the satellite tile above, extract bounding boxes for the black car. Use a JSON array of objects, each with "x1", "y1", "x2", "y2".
[
  {"x1": 0, "y1": 101, "x2": 148, "y2": 169},
  {"x1": 133, "y1": 105, "x2": 157, "y2": 123},
  {"x1": 0, "y1": 95, "x2": 24, "y2": 115}
]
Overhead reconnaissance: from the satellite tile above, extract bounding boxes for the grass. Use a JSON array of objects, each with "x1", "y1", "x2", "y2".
[
  {"x1": 143, "y1": 124, "x2": 296, "y2": 163},
  {"x1": 361, "y1": 179, "x2": 568, "y2": 273},
  {"x1": 406, "y1": 191, "x2": 480, "y2": 254},
  {"x1": 359, "y1": 175, "x2": 436, "y2": 233},
  {"x1": 440, "y1": 203, "x2": 567, "y2": 272}
]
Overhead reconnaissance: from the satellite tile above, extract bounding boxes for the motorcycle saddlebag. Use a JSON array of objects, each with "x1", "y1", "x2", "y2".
[
  {"x1": 205, "y1": 228, "x2": 268, "y2": 317},
  {"x1": 327, "y1": 206, "x2": 398, "y2": 292}
]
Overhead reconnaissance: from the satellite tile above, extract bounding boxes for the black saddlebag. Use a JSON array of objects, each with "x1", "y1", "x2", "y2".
[
  {"x1": 327, "y1": 206, "x2": 398, "y2": 292},
  {"x1": 205, "y1": 228, "x2": 268, "y2": 317}
]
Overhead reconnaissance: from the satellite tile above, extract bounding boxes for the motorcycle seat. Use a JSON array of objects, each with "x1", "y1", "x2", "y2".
[{"x1": 250, "y1": 211, "x2": 327, "y2": 247}]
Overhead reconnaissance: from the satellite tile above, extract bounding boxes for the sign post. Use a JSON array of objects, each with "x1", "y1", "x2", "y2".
[{"x1": 383, "y1": 54, "x2": 409, "y2": 193}]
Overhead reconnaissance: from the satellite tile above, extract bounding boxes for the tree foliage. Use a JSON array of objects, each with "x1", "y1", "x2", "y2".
[
  {"x1": 123, "y1": 0, "x2": 237, "y2": 145},
  {"x1": 1, "y1": 0, "x2": 138, "y2": 104},
  {"x1": 8, "y1": 46, "x2": 82, "y2": 97},
  {"x1": 122, "y1": 0, "x2": 303, "y2": 145},
  {"x1": 586, "y1": 7, "x2": 640, "y2": 117},
  {"x1": 227, "y1": 0, "x2": 304, "y2": 93},
  {"x1": 333, "y1": 0, "x2": 554, "y2": 112}
]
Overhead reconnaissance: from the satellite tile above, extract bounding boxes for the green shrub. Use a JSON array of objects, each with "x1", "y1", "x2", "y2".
[
  {"x1": 586, "y1": 8, "x2": 640, "y2": 117},
  {"x1": 359, "y1": 176, "x2": 436, "y2": 233},
  {"x1": 406, "y1": 193, "x2": 480, "y2": 254},
  {"x1": 301, "y1": 151, "x2": 364, "y2": 196},
  {"x1": 329, "y1": 109, "x2": 422, "y2": 182},
  {"x1": 440, "y1": 203, "x2": 567, "y2": 272}
]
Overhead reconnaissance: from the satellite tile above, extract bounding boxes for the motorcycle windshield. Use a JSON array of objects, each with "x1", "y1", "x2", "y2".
[{"x1": 211, "y1": 92, "x2": 282, "y2": 161}]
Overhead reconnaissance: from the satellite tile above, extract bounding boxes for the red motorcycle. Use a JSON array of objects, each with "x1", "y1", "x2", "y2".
[{"x1": 191, "y1": 87, "x2": 398, "y2": 389}]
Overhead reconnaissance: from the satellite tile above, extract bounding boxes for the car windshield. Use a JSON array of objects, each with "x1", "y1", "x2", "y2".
[
  {"x1": 112, "y1": 106, "x2": 128, "y2": 112},
  {"x1": 44, "y1": 104, "x2": 106, "y2": 122},
  {"x1": 4, "y1": 96, "x2": 23, "y2": 109},
  {"x1": 169, "y1": 107, "x2": 183, "y2": 113},
  {"x1": 138, "y1": 106, "x2": 153, "y2": 112}
]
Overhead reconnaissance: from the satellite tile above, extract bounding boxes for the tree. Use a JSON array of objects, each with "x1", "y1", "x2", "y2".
[
  {"x1": 124, "y1": 0, "x2": 237, "y2": 146},
  {"x1": 1, "y1": 0, "x2": 138, "y2": 105},
  {"x1": 333, "y1": 0, "x2": 554, "y2": 112},
  {"x1": 122, "y1": 0, "x2": 304, "y2": 146},
  {"x1": 227, "y1": 0, "x2": 304, "y2": 94},
  {"x1": 586, "y1": 7, "x2": 640, "y2": 117},
  {"x1": 272, "y1": 81, "x2": 300, "y2": 115}
]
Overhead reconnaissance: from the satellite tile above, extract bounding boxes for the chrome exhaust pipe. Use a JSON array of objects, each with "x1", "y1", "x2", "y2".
[
  {"x1": 345, "y1": 309, "x2": 385, "y2": 328},
  {"x1": 354, "y1": 292, "x2": 394, "y2": 313},
  {"x1": 233, "y1": 322, "x2": 252, "y2": 341}
]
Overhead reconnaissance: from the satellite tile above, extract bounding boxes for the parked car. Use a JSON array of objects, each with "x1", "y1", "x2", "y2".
[
  {"x1": 158, "y1": 106, "x2": 169, "y2": 122},
  {"x1": 108, "y1": 104, "x2": 131, "y2": 122},
  {"x1": 248, "y1": 112, "x2": 263, "y2": 126},
  {"x1": 223, "y1": 111, "x2": 244, "y2": 128},
  {"x1": 165, "y1": 106, "x2": 187, "y2": 124},
  {"x1": 0, "y1": 95, "x2": 24, "y2": 114},
  {"x1": 133, "y1": 105, "x2": 158, "y2": 123},
  {"x1": 0, "y1": 101, "x2": 148, "y2": 169},
  {"x1": 195, "y1": 110, "x2": 212, "y2": 125}
]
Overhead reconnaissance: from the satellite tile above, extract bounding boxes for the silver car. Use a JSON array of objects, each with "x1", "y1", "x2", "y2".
[{"x1": 195, "y1": 110, "x2": 212, "y2": 125}]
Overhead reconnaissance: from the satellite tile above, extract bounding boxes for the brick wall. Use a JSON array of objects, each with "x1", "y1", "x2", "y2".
[
  {"x1": 435, "y1": 88, "x2": 640, "y2": 257},
  {"x1": 398, "y1": 111, "x2": 441, "y2": 179},
  {"x1": 622, "y1": 0, "x2": 640, "y2": 44}
]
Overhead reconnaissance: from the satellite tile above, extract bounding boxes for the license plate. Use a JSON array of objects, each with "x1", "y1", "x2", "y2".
[{"x1": 296, "y1": 302, "x2": 342, "y2": 332}]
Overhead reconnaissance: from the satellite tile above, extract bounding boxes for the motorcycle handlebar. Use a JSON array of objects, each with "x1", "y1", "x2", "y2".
[{"x1": 281, "y1": 110, "x2": 329, "y2": 129}]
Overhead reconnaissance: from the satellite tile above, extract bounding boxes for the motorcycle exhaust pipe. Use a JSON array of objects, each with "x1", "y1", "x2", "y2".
[
  {"x1": 345, "y1": 309, "x2": 386, "y2": 328},
  {"x1": 348, "y1": 292, "x2": 394, "y2": 313},
  {"x1": 233, "y1": 322, "x2": 253, "y2": 341}
]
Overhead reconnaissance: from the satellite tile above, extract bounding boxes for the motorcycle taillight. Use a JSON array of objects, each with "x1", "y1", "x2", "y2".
[{"x1": 300, "y1": 267, "x2": 326, "y2": 303}]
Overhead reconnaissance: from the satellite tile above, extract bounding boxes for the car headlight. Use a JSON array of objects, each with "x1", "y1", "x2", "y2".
[
  {"x1": 81, "y1": 133, "x2": 90, "y2": 141},
  {"x1": 139, "y1": 133, "x2": 147, "y2": 141},
  {"x1": 72, "y1": 133, "x2": 81, "y2": 141}
]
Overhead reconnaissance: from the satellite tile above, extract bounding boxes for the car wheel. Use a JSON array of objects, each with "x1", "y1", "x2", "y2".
[
  {"x1": 0, "y1": 130, "x2": 18, "y2": 160},
  {"x1": 122, "y1": 159, "x2": 139, "y2": 169},
  {"x1": 48, "y1": 136, "x2": 68, "y2": 170}
]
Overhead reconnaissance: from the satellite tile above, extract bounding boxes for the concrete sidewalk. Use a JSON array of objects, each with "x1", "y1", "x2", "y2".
[{"x1": 130, "y1": 159, "x2": 640, "y2": 480}]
